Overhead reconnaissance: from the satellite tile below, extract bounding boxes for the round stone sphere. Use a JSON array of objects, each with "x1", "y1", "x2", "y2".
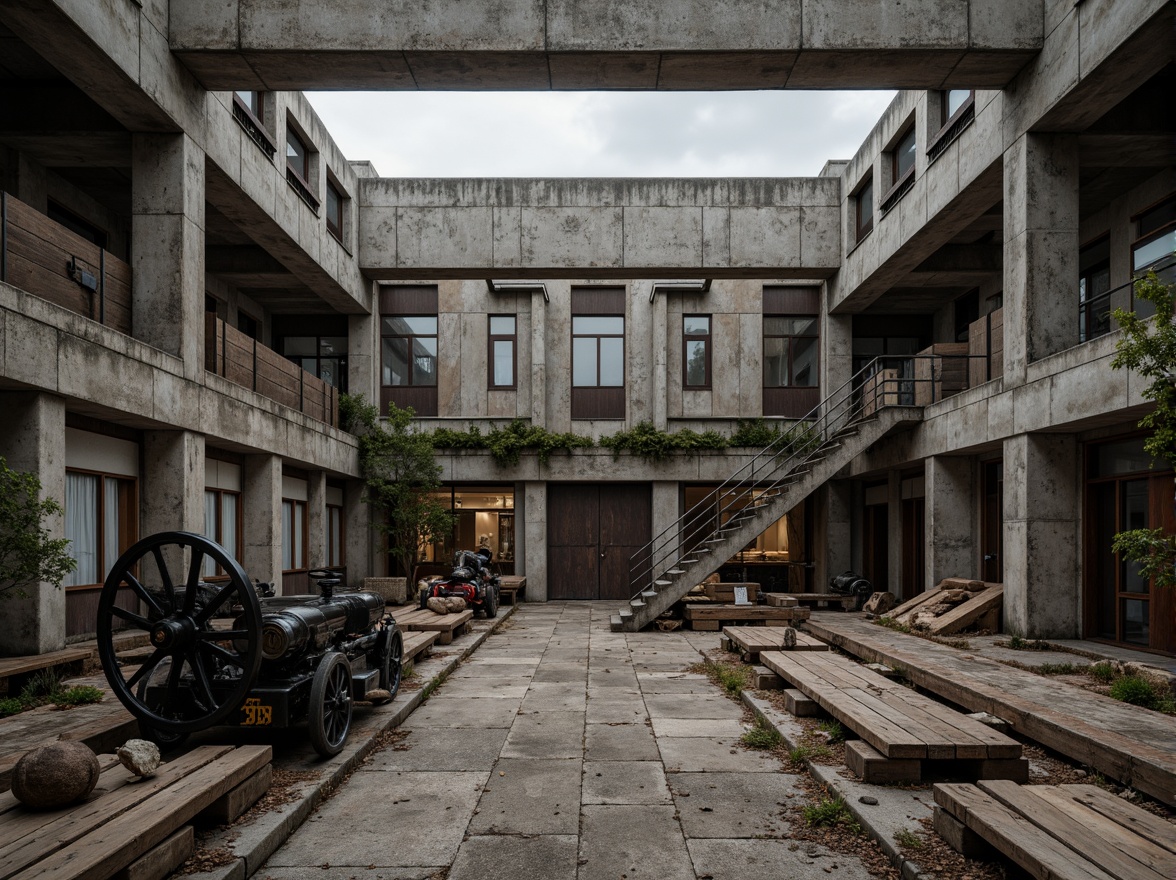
[{"x1": 11, "y1": 742, "x2": 101, "y2": 810}]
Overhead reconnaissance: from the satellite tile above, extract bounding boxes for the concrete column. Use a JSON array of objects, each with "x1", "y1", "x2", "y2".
[
  {"x1": 307, "y1": 470, "x2": 327, "y2": 571},
  {"x1": 522, "y1": 481, "x2": 546, "y2": 601},
  {"x1": 1002, "y1": 133, "x2": 1079, "y2": 387},
  {"x1": 1003, "y1": 433, "x2": 1081, "y2": 638},
  {"x1": 344, "y1": 478, "x2": 373, "y2": 582},
  {"x1": 141, "y1": 431, "x2": 205, "y2": 539},
  {"x1": 816, "y1": 479, "x2": 852, "y2": 592},
  {"x1": 822, "y1": 308, "x2": 853, "y2": 400},
  {"x1": 348, "y1": 311, "x2": 377, "y2": 407},
  {"x1": 650, "y1": 285, "x2": 669, "y2": 429},
  {"x1": 0, "y1": 392, "x2": 66, "y2": 655},
  {"x1": 651, "y1": 481, "x2": 678, "y2": 549},
  {"x1": 242, "y1": 454, "x2": 282, "y2": 591},
  {"x1": 530, "y1": 289, "x2": 547, "y2": 428},
  {"x1": 925, "y1": 455, "x2": 975, "y2": 588},
  {"x1": 132, "y1": 133, "x2": 205, "y2": 379},
  {"x1": 887, "y1": 471, "x2": 903, "y2": 593}
]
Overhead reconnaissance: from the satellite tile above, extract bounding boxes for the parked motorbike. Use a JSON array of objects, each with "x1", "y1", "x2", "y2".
[{"x1": 419, "y1": 548, "x2": 500, "y2": 618}]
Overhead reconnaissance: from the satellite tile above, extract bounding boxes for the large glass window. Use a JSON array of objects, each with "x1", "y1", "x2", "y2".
[
  {"x1": 764, "y1": 316, "x2": 819, "y2": 388},
  {"x1": 417, "y1": 486, "x2": 515, "y2": 575},
  {"x1": 1133, "y1": 194, "x2": 1176, "y2": 284},
  {"x1": 281, "y1": 499, "x2": 307, "y2": 572},
  {"x1": 326, "y1": 179, "x2": 345, "y2": 242},
  {"x1": 64, "y1": 471, "x2": 137, "y2": 587},
  {"x1": 235, "y1": 90, "x2": 262, "y2": 121},
  {"x1": 202, "y1": 489, "x2": 241, "y2": 577},
  {"x1": 1079, "y1": 237, "x2": 1111, "y2": 342},
  {"x1": 282, "y1": 335, "x2": 348, "y2": 391},
  {"x1": 572, "y1": 316, "x2": 624, "y2": 387},
  {"x1": 855, "y1": 175, "x2": 874, "y2": 240},
  {"x1": 942, "y1": 89, "x2": 974, "y2": 126},
  {"x1": 892, "y1": 126, "x2": 916, "y2": 183},
  {"x1": 489, "y1": 315, "x2": 517, "y2": 388},
  {"x1": 683, "y1": 315, "x2": 711, "y2": 388},
  {"x1": 286, "y1": 126, "x2": 309, "y2": 182},
  {"x1": 327, "y1": 504, "x2": 344, "y2": 568},
  {"x1": 381, "y1": 316, "x2": 438, "y2": 387}
]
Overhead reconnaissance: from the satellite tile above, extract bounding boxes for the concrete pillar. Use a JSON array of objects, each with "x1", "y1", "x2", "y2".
[
  {"x1": 242, "y1": 454, "x2": 282, "y2": 591},
  {"x1": 132, "y1": 133, "x2": 205, "y2": 379},
  {"x1": 1003, "y1": 133, "x2": 1079, "y2": 387},
  {"x1": 650, "y1": 286, "x2": 669, "y2": 429},
  {"x1": 925, "y1": 455, "x2": 975, "y2": 588},
  {"x1": 816, "y1": 479, "x2": 852, "y2": 592},
  {"x1": 822, "y1": 308, "x2": 853, "y2": 399},
  {"x1": 344, "y1": 478, "x2": 373, "y2": 582},
  {"x1": 307, "y1": 470, "x2": 327, "y2": 571},
  {"x1": 651, "y1": 481, "x2": 678, "y2": 550},
  {"x1": 530, "y1": 289, "x2": 547, "y2": 428},
  {"x1": 141, "y1": 431, "x2": 205, "y2": 587},
  {"x1": 1003, "y1": 433, "x2": 1081, "y2": 638},
  {"x1": 887, "y1": 471, "x2": 903, "y2": 593},
  {"x1": 523, "y1": 481, "x2": 546, "y2": 601},
  {"x1": 0, "y1": 392, "x2": 66, "y2": 655},
  {"x1": 348, "y1": 311, "x2": 377, "y2": 407}
]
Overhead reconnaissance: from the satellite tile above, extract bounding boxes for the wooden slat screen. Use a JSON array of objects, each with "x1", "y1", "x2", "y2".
[
  {"x1": 763, "y1": 285, "x2": 820, "y2": 314},
  {"x1": 571, "y1": 286, "x2": 626, "y2": 314},
  {"x1": 379, "y1": 284, "x2": 438, "y2": 314}
]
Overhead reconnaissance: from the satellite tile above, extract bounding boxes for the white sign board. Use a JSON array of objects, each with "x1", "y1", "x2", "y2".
[{"x1": 733, "y1": 586, "x2": 751, "y2": 606}]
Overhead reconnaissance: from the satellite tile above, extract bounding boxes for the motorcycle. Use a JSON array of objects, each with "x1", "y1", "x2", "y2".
[{"x1": 419, "y1": 547, "x2": 500, "y2": 618}]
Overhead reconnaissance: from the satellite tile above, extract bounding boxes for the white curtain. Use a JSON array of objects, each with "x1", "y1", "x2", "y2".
[
  {"x1": 203, "y1": 490, "x2": 218, "y2": 576},
  {"x1": 282, "y1": 500, "x2": 293, "y2": 570},
  {"x1": 328, "y1": 508, "x2": 342, "y2": 567},
  {"x1": 65, "y1": 473, "x2": 99, "y2": 586},
  {"x1": 293, "y1": 503, "x2": 305, "y2": 569},
  {"x1": 103, "y1": 478, "x2": 120, "y2": 580},
  {"x1": 221, "y1": 493, "x2": 239, "y2": 564}
]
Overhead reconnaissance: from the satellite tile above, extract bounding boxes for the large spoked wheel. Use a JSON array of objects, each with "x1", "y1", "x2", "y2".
[
  {"x1": 309, "y1": 652, "x2": 352, "y2": 757},
  {"x1": 97, "y1": 531, "x2": 263, "y2": 735},
  {"x1": 482, "y1": 582, "x2": 498, "y2": 619},
  {"x1": 382, "y1": 630, "x2": 403, "y2": 699}
]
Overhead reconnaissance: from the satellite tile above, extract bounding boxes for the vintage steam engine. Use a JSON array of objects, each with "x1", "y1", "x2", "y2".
[{"x1": 96, "y1": 532, "x2": 403, "y2": 757}]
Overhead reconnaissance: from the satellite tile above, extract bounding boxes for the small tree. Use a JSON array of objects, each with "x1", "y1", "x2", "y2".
[
  {"x1": 1110, "y1": 270, "x2": 1176, "y2": 590},
  {"x1": 0, "y1": 457, "x2": 76, "y2": 597},
  {"x1": 344, "y1": 395, "x2": 454, "y2": 580}
]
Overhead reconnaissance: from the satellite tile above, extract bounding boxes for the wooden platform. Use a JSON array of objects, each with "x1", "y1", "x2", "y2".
[
  {"x1": 721, "y1": 626, "x2": 828, "y2": 663},
  {"x1": 935, "y1": 781, "x2": 1176, "y2": 880},
  {"x1": 391, "y1": 608, "x2": 473, "y2": 644},
  {"x1": 0, "y1": 744, "x2": 271, "y2": 880},
  {"x1": 401, "y1": 630, "x2": 439, "y2": 669},
  {"x1": 498, "y1": 576, "x2": 526, "y2": 605},
  {"x1": 807, "y1": 614, "x2": 1176, "y2": 804},
  {"x1": 683, "y1": 604, "x2": 811, "y2": 631},
  {"x1": 700, "y1": 582, "x2": 759, "y2": 603},
  {"x1": 765, "y1": 592, "x2": 855, "y2": 610},
  {"x1": 0, "y1": 648, "x2": 91, "y2": 692},
  {"x1": 761, "y1": 650, "x2": 1024, "y2": 784}
]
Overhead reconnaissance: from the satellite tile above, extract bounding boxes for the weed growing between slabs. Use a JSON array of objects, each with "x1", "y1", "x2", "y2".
[{"x1": 0, "y1": 669, "x2": 103, "y2": 717}]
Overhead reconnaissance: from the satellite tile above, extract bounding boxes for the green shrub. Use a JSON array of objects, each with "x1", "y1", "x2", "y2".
[
  {"x1": 53, "y1": 685, "x2": 104, "y2": 708},
  {"x1": 430, "y1": 420, "x2": 594, "y2": 466},
  {"x1": 599, "y1": 421, "x2": 727, "y2": 461},
  {"x1": 1037, "y1": 662, "x2": 1084, "y2": 676},
  {"x1": 788, "y1": 743, "x2": 831, "y2": 762},
  {"x1": 1089, "y1": 661, "x2": 1118, "y2": 684},
  {"x1": 1109, "y1": 674, "x2": 1176, "y2": 713},
  {"x1": 741, "y1": 721, "x2": 783, "y2": 750},
  {"x1": 729, "y1": 418, "x2": 783, "y2": 447},
  {"x1": 894, "y1": 829, "x2": 924, "y2": 849}
]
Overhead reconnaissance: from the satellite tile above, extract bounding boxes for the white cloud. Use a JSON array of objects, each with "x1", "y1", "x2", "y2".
[{"x1": 306, "y1": 90, "x2": 897, "y2": 179}]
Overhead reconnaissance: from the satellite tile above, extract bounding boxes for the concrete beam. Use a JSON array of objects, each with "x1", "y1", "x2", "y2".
[
  {"x1": 170, "y1": 1, "x2": 1042, "y2": 90},
  {"x1": 359, "y1": 178, "x2": 841, "y2": 278}
]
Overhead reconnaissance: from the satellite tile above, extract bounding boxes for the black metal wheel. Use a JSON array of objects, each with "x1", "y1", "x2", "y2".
[
  {"x1": 383, "y1": 630, "x2": 403, "y2": 699},
  {"x1": 134, "y1": 657, "x2": 191, "y2": 751},
  {"x1": 418, "y1": 583, "x2": 432, "y2": 609},
  {"x1": 97, "y1": 531, "x2": 263, "y2": 735},
  {"x1": 482, "y1": 582, "x2": 498, "y2": 619},
  {"x1": 308, "y1": 652, "x2": 352, "y2": 757}
]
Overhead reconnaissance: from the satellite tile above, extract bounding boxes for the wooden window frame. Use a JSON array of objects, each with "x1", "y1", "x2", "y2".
[
  {"x1": 379, "y1": 286, "x2": 440, "y2": 416},
  {"x1": 63, "y1": 468, "x2": 139, "y2": 590},
  {"x1": 763, "y1": 315, "x2": 820, "y2": 390},
  {"x1": 326, "y1": 503, "x2": 345, "y2": 569},
  {"x1": 284, "y1": 123, "x2": 319, "y2": 211},
  {"x1": 855, "y1": 173, "x2": 874, "y2": 241},
  {"x1": 234, "y1": 90, "x2": 263, "y2": 124},
  {"x1": 682, "y1": 314, "x2": 712, "y2": 389},
  {"x1": 886, "y1": 125, "x2": 917, "y2": 199},
  {"x1": 487, "y1": 314, "x2": 518, "y2": 389},
  {"x1": 281, "y1": 498, "x2": 309, "y2": 573},
  {"x1": 939, "y1": 89, "x2": 975, "y2": 133},
  {"x1": 381, "y1": 316, "x2": 438, "y2": 388},
  {"x1": 325, "y1": 178, "x2": 345, "y2": 243},
  {"x1": 571, "y1": 315, "x2": 625, "y2": 388},
  {"x1": 202, "y1": 488, "x2": 243, "y2": 580}
]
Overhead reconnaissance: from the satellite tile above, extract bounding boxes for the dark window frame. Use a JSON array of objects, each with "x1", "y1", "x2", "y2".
[
  {"x1": 1132, "y1": 193, "x2": 1176, "y2": 273},
  {"x1": 325, "y1": 177, "x2": 345, "y2": 243},
  {"x1": 280, "y1": 334, "x2": 349, "y2": 392},
  {"x1": 202, "y1": 487, "x2": 243, "y2": 580},
  {"x1": 854, "y1": 173, "x2": 874, "y2": 242},
  {"x1": 940, "y1": 89, "x2": 975, "y2": 132},
  {"x1": 63, "y1": 468, "x2": 139, "y2": 589},
  {"x1": 571, "y1": 315, "x2": 626, "y2": 389},
  {"x1": 487, "y1": 314, "x2": 518, "y2": 389},
  {"x1": 381, "y1": 315, "x2": 439, "y2": 388},
  {"x1": 888, "y1": 126, "x2": 917, "y2": 194},
  {"x1": 326, "y1": 503, "x2": 345, "y2": 569},
  {"x1": 763, "y1": 315, "x2": 820, "y2": 390},
  {"x1": 284, "y1": 123, "x2": 319, "y2": 211},
  {"x1": 1079, "y1": 234, "x2": 1112, "y2": 343},
  {"x1": 281, "y1": 497, "x2": 309, "y2": 573},
  {"x1": 682, "y1": 314, "x2": 712, "y2": 389}
]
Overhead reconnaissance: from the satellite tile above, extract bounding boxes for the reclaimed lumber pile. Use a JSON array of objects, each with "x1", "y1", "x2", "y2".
[
  {"x1": 721, "y1": 626, "x2": 828, "y2": 663},
  {"x1": 498, "y1": 576, "x2": 526, "y2": 605},
  {"x1": 391, "y1": 607, "x2": 473, "y2": 645},
  {"x1": 887, "y1": 578, "x2": 1002, "y2": 634},
  {"x1": 762, "y1": 593, "x2": 799, "y2": 608},
  {"x1": 934, "y1": 780, "x2": 1176, "y2": 880},
  {"x1": 761, "y1": 650, "x2": 1025, "y2": 784},
  {"x1": 766, "y1": 592, "x2": 855, "y2": 610},
  {"x1": 682, "y1": 604, "x2": 810, "y2": 631},
  {"x1": 0, "y1": 744, "x2": 271, "y2": 880}
]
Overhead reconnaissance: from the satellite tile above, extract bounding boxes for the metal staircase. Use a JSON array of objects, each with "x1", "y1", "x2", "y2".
[{"x1": 611, "y1": 360, "x2": 923, "y2": 632}]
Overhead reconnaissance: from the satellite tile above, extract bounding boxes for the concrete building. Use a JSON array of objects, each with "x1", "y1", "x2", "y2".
[{"x1": 0, "y1": 1, "x2": 1172, "y2": 655}]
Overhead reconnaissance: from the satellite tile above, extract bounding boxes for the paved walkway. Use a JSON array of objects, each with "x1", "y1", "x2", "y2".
[{"x1": 258, "y1": 603, "x2": 875, "y2": 880}]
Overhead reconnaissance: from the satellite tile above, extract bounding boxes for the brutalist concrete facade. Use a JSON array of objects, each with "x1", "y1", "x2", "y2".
[{"x1": 0, "y1": 0, "x2": 1172, "y2": 653}]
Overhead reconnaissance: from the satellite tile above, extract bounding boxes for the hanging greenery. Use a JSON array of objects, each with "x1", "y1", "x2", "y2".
[{"x1": 598, "y1": 421, "x2": 728, "y2": 461}]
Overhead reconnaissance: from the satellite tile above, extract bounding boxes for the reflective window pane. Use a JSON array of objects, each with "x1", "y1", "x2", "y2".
[
  {"x1": 382, "y1": 338, "x2": 409, "y2": 385},
  {"x1": 764, "y1": 338, "x2": 786, "y2": 387},
  {"x1": 1122, "y1": 598, "x2": 1150, "y2": 646},
  {"x1": 685, "y1": 339, "x2": 708, "y2": 386},
  {"x1": 573, "y1": 337, "x2": 597, "y2": 386},
  {"x1": 413, "y1": 337, "x2": 438, "y2": 386},
  {"x1": 765, "y1": 317, "x2": 817, "y2": 336},
  {"x1": 1121, "y1": 480, "x2": 1150, "y2": 594},
  {"x1": 221, "y1": 494, "x2": 239, "y2": 562},
  {"x1": 281, "y1": 501, "x2": 293, "y2": 570},
  {"x1": 792, "y1": 336, "x2": 819, "y2": 387},
  {"x1": 573, "y1": 316, "x2": 624, "y2": 335},
  {"x1": 684, "y1": 316, "x2": 710, "y2": 335},
  {"x1": 203, "y1": 491, "x2": 218, "y2": 576},
  {"x1": 382, "y1": 316, "x2": 437, "y2": 335},
  {"x1": 1133, "y1": 230, "x2": 1176, "y2": 272},
  {"x1": 895, "y1": 128, "x2": 916, "y2": 179},
  {"x1": 319, "y1": 336, "x2": 347, "y2": 355},
  {"x1": 493, "y1": 340, "x2": 514, "y2": 386},
  {"x1": 599, "y1": 337, "x2": 624, "y2": 386},
  {"x1": 858, "y1": 181, "x2": 873, "y2": 226},
  {"x1": 293, "y1": 503, "x2": 305, "y2": 569},
  {"x1": 946, "y1": 89, "x2": 971, "y2": 118},
  {"x1": 489, "y1": 316, "x2": 515, "y2": 335}
]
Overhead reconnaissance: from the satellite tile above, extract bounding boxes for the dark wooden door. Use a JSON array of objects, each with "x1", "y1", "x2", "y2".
[
  {"x1": 901, "y1": 497, "x2": 925, "y2": 601},
  {"x1": 547, "y1": 483, "x2": 651, "y2": 600},
  {"x1": 862, "y1": 504, "x2": 888, "y2": 592},
  {"x1": 981, "y1": 460, "x2": 1004, "y2": 583}
]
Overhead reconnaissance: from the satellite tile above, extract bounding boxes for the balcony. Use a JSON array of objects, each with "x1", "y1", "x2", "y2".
[
  {"x1": 0, "y1": 192, "x2": 132, "y2": 335},
  {"x1": 205, "y1": 314, "x2": 339, "y2": 427}
]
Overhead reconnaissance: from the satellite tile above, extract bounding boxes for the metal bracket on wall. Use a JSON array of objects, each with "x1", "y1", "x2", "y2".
[
  {"x1": 486, "y1": 279, "x2": 549, "y2": 302},
  {"x1": 649, "y1": 279, "x2": 711, "y2": 303}
]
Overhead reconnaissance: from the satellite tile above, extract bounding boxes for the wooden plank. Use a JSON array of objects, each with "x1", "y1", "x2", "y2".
[
  {"x1": 401, "y1": 630, "x2": 438, "y2": 662},
  {"x1": 112, "y1": 826, "x2": 193, "y2": 880},
  {"x1": 1034, "y1": 785, "x2": 1176, "y2": 857},
  {"x1": 0, "y1": 649, "x2": 92, "y2": 680},
  {"x1": 722, "y1": 626, "x2": 827, "y2": 659},
  {"x1": 888, "y1": 589, "x2": 943, "y2": 622},
  {"x1": 934, "y1": 783, "x2": 1119, "y2": 880},
  {"x1": 684, "y1": 605, "x2": 810, "y2": 622},
  {"x1": 882, "y1": 687, "x2": 1020, "y2": 760},
  {"x1": 846, "y1": 739, "x2": 921, "y2": 784},
  {"x1": 763, "y1": 593, "x2": 799, "y2": 608},
  {"x1": 977, "y1": 780, "x2": 1172, "y2": 880},
  {"x1": 926, "y1": 585, "x2": 1004, "y2": 635},
  {"x1": 198, "y1": 764, "x2": 271, "y2": 825}
]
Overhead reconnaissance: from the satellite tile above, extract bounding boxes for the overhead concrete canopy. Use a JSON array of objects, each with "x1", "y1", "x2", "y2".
[
  {"x1": 171, "y1": 0, "x2": 1042, "y2": 90},
  {"x1": 360, "y1": 177, "x2": 841, "y2": 279}
]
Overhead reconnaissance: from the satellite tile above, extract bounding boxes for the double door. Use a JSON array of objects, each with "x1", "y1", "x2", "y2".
[{"x1": 547, "y1": 484, "x2": 651, "y2": 600}]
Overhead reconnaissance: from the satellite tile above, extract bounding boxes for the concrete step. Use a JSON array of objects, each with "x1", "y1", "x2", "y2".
[
  {"x1": 610, "y1": 615, "x2": 624, "y2": 632},
  {"x1": 667, "y1": 568, "x2": 685, "y2": 575},
  {"x1": 640, "y1": 590, "x2": 658, "y2": 599},
  {"x1": 654, "y1": 579, "x2": 672, "y2": 586},
  {"x1": 629, "y1": 598, "x2": 646, "y2": 608}
]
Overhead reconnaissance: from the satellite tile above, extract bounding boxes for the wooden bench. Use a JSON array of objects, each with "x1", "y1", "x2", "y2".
[
  {"x1": 497, "y1": 576, "x2": 526, "y2": 605},
  {"x1": 391, "y1": 608, "x2": 473, "y2": 645},
  {"x1": 0, "y1": 744, "x2": 271, "y2": 880},
  {"x1": 761, "y1": 650, "x2": 1025, "y2": 784},
  {"x1": 683, "y1": 604, "x2": 810, "y2": 631},
  {"x1": 934, "y1": 781, "x2": 1176, "y2": 880},
  {"x1": 765, "y1": 592, "x2": 856, "y2": 610},
  {"x1": 722, "y1": 626, "x2": 828, "y2": 662},
  {"x1": 400, "y1": 630, "x2": 439, "y2": 671}
]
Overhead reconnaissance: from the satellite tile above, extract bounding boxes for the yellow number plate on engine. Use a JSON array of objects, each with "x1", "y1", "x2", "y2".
[{"x1": 241, "y1": 697, "x2": 273, "y2": 726}]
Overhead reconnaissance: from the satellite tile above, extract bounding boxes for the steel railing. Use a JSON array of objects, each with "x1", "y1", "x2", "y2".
[{"x1": 1079, "y1": 257, "x2": 1176, "y2": 343}]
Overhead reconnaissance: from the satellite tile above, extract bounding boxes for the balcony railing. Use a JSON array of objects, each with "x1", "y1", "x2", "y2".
[
  {"x1": 205, "y1": 314, "x2": 339, "y2": 427},
  {"x1": 0, "y1": 192, "x2": 132, "y2": 334},
  {"x1": 1079, "y1": 257, "x2": 1176, "y2": 343}
]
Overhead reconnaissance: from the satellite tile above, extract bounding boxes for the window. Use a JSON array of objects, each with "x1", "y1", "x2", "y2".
[
  {"x1": 417, "y1": 486, "x2": 516, "y2": 575},
  {"x1": 232, "y1": 91, "x2": 275, "y2": 158},
  {"x1": 570, "y1": 287, "x2": 626, "y2": 419},
  {"x1": 202, "y1": 489, "x2": 241, "y2": 577},
  {"x1": 326, "y1": 179, "x2": 345, "y2": 242},
  {"x1": 1133, "y1": 194, "x2": 1176, "y2": 283},
  {"x1": 942, "y1": 89, "x2": 973, "y2": 126},
  {"x1": 237, "y1": 311, "x2": 260, "y2": 341},
  {"x1": 683, "y1": 315, "x2": 711, "y2": 388},
  {"x1": 1079, "y1": 236, "x2": 1111, "y2": 342},
  {"x1": 64, "y1": 471, "x2": 137, "y2": 587},
  {"x1": 380, "y1": 286, "x2": 439, "y2": 416},
  {"x1": 282, "y1": 335, "x2": 348, "y2": 391},
  {"x1": 235, "y1": 91, "x2": 262, "y2": 121},
  {"x1": 855, "y1": 174, "x2": 874, "y2": 241},
  {"x1": 764, "y1": 317, "x2": 819, "y2": 389},
  {"x1": 488, "y1": 315, "x2": 517, "y2": 388},
  {"x1": 48, "y1": 201, "x2": 107, "y2": 250},
  {"x1": 281, "y1": 499, "x2": 307, "y2": 572},
  {"x1": 892, "y1": 126, "x2": 916, "y2": 185},
  {"x1": 327, "y1": 504, "x2": 344, "y2": 568},
  {"x1": 285, "y1": 124, "x2": 318, "y2": 210},
  {"x1": 929, "y1": 89, "x2": 976, "y2": 163}
]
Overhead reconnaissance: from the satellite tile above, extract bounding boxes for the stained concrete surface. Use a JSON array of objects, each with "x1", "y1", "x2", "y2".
[{"x1": 258, "y1": 603, "x2": 885, "y2": 879}]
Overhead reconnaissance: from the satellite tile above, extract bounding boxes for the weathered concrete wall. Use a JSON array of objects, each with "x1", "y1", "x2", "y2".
[
  {"x1": 360, "y1": 179, "x2": 841, "y2": 278},
  {"x1": 170, "y1": 0, "x2": 1041, "y2": 90},
  {"x1": 924, "y1": 454, "x2": 975, "y2": 588}
]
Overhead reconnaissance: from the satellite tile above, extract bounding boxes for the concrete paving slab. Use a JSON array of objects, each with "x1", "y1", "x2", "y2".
[
  {"x1": 469, "y1": 757, "x2": 582, "y2": 835},
  {"x1": 659, "y1": 737, "x2": 781, "y2": 772},
  {"x1": 530, "y1": 663, "x2": 589, "y2": 683},
  {"x1": 258, "y1": 868, "x2": 444, "y2": 880},
  {"x1": 582, "y1": 760, "x2": 671, "y2": 804},
  {"x1": 587, "y1": 671, "x2": 640, "y2": 688},
  {"x1": 584, "y1": 697, "x2": 648, "y2": 723},
  {"x1": 447, "y1": 835, "x2": 579, "y2": 880},
  {"x1": 500, "y1": 711, "x2": 586, "y2": 759},
  {"x1": 584, "y1": 721, "x2": 660, "y2": 761},
  {"x1": 651, "y1": 717, "x2": 749, "y2": 738},
  {"x1": 579, "y1": 805, "x2": 695, "y2": 880},
  {"x1": 407, "y1": 697, "x2": 521, "y2": 729},
  {"x1": 435, "y1": 680, "x2": 530, "y2": 698},
  {"x1": 363, "y1": 726, "x2": 510, "y2": 772},
  {"x1": 519, "y1": 691, "x2": 588, "y2": 714},
  {"x1": 687, "y1": 838, "x2": 875, "y2": 880},
  {"x1": 266, "y1": 771, "x2": 487, "y2": 868},
  {"x1": 669, "y1": 771, "x2": 798, "y2": 838},
  {"x1": 644, "y1": 694, "x2": 743, "y2": 718}
]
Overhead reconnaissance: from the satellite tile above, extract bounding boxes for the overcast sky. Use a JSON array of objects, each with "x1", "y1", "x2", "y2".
[{"x1": 306, "y1": 90, "x2": 897, "y2": 179}]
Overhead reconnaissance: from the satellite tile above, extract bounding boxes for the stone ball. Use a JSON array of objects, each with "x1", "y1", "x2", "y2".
[
  {"x1": 427, "y1": 596, "x2": 450, "y2": 615},
  {"x1": 11, "y1": 742, "x2": 101, "y2": 810},
  {"x1": 116, "y1": 739, "x2": 161, "y2": 777}
]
